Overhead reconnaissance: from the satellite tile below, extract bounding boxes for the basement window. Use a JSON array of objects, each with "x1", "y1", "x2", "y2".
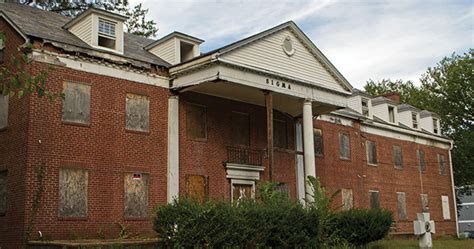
[{"x1": 98, "y1": 18, "x2": 116, "y2": 50}]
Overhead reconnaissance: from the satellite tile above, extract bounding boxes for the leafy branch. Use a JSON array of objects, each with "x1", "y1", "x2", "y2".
[{"x1": 0, "y1": 34, "x2": 63, "y2": 100}]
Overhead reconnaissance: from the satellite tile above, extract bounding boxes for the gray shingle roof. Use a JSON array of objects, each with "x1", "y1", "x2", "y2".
[{"x1": 0, "y1": 3, "x2": 170, "y2": 67}]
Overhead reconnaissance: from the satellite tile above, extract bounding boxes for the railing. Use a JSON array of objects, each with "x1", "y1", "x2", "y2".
[{"x1": 227, "y1": 146, "x2": 263, "y2": 166}]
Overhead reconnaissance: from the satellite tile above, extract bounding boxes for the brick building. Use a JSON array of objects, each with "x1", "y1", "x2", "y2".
[{"x1": 0, "y1": 3, "x2": 457, "y2": 247}]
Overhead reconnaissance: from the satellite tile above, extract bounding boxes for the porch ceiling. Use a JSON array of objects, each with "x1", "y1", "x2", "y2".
[{"x1": 179, "y1": 80, "x2": 341, "y2": 117}]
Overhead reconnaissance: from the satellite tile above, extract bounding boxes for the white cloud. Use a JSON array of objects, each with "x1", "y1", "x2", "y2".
[{"x1": 130, "y1": 0, "x2": 473, "y2": 89}]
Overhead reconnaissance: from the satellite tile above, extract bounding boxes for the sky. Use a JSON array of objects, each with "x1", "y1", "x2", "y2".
[{"x1": 129, "y1": 0, "x2": 473, "y2": 89}]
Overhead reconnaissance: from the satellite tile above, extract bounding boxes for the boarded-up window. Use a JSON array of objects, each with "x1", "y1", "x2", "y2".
[
  {"x1": 341, "y1": 188, "x2": 353, "y2": 210},
  {"x1": 393, "y1": 145, "x2": 403, "y2": 169},
  {"x1": 421, "y1": 194, "x2": 429, "y2": 212},
  {"x1": 0, "y1": 33, "x2": 4, "y2": 63},
  {"x1": 0, "y1": 94, "x2": 8, "y2": 129},
  {"x1": 366, "y1": 140, "x2": 378, "y2": 165},
  {"x1": 339, "y1": 133, "x2": 350, "y2": 159},
  {"x1": 62, "y1": 82, "x2": 91, "y2": 125},
  {"x1": 124, "y1": 173, "x2": 149, "y2": 218},
  {"x1": 441, "y1": 195, "x2": 451, "y2": 220},
  {"x1": 369, "y1": 191, "x2": 380, "y2": 209},
  {"x1": 438, "y1": 154, "x2": 446, "y2": 175},
  {"x1": 58, "y1": 168, "x2": 88, "y2": 218},
  {"x1": 276, "y1": 182, "x2": 290, "y2": 197},
  {"x1": 397, "y1": 192, "x2": 407, "y2": 220},
  {"x1": 185, "y1": 175, "x2": 209, "y2": 204},
  {"x1": 186, "y1": 103, "x2": 206, "y2": 140},
  {"x1": 274, "y1": 119, "x2": 288, "y2": 149},
  {"x1": 0, "y1": 171, "x2": 7, "y2": 215},
  {"x1": 125, "y1": 93, "x2": 149, "y2": 132},
  {"x1": 314, "y1": 128, "x2": 324, "y2": 156},
  {"x1": 231, "y1": 112, "x2": 250, "y2": 146},
  {"x1": 232, "y1": 184, "x2": 253, "y2": 202},
  {"x1": 417, "y1": 149, "x2": 426, "y2": 172}
]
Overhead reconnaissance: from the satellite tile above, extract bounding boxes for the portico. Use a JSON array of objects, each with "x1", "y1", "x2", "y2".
[{"x1": 166, "y1": 21, "x2": 353, "y2": 202}]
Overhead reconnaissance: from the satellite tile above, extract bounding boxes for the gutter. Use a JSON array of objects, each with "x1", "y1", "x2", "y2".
[{"x1": 449, "y1": 141, "x2": 459, "y2": 237}]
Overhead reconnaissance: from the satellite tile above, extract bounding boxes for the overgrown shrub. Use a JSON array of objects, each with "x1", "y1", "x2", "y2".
[
  {"x1": 153, "y1": 178, "x2": 393, "y2": 247},
  {"x1": 328, "y1": 208, "x2": 393, "y2": 246}
]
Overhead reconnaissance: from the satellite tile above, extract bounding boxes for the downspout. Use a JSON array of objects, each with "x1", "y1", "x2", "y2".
[{"x1": 448, "y1": 141, "x2": 459, "y2": 237}]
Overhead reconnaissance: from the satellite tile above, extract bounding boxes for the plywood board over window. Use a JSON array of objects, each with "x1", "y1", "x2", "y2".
[
  {"x1": 339, "y1": 133, "x2": 350, "y2": 160},
  {"x1": 231, "y1": 112, "x2": 250, "y2": 146},
  {"x1": 393, "y1": 145, "x2": 403, "y2": 169},
  {"x1": 186, "y1": 103, "x2": 207, "y2": 140},
  {"x1": 421, "y1": 194, "x2": 429, "y2": 212},
  {"x1": 124, "y1": 173, "x2": 149, "y2": 218},
  {"x1": 341, "y1": 188, "x2": 353, "y2": 210},
  {"x1": 0, "y1": 171, "x2": 7, "y2": 215},
  {"x1": 125, "y1": 93, "x2": 150, "y2": 132},
  {"x1": 186, "y1": 175, "x2": 209, "y2": 204},
  {"x1": 0, "y1": 94, "x2": 8, "y2": 129},
  {"x1": 62, "y1": 82, "x2": 91, "y2": 125},
  {"x1": 438, "y1": 154, "x2": 446, "y2": 175},
  {"x1": 313, "y1": 128, "x2": 324, "y2": 156},
  {"x1": 369, "y1": 191, "x2": 380, "y2": 209},
  {"x1": 58, "y1": 168, "x2": 88, "y2": 218},
  {"x1": 397, "y1": 192, "x2": 407, "y2": 220},
  {"x1": 441, "y1": 195, "x2": 451, "y2": 220},
  {"x1": 366, "y1": 140, "x2": 377, "y2": 165},
  {"x1": 274, "y1": 119, "x2": 288, "y2": 149},
  {"x1": 417, "y1": 149, "x2": 426, "y2": 172}
]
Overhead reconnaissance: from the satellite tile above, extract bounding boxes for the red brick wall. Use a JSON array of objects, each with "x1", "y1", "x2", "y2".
[
  {"x1": 0, "y1": 16, "x2": 30, "y2": 249},
  {"x1": 18, "y1": 61, "x2": 170, "y2": 242},
  {"x1": 315, "y1": 118, "x2": 456, "y2": 235},
  {"x1": 178, "y1": 92, "x2": 297, "y2": 200}
]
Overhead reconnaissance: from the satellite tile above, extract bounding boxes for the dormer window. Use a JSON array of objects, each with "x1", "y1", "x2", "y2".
[
  {"x1": 433, "y1": 118, "x2": 439, "y2": 134},
  {"x1": 388, "y1": 106, "x2": 395, "y2": 123},
  {"x1": 361, "y1": 98, "x2": 369, "y2": 117},
  {"x1": 98, "y1": 18, "x2": 116, "y2": 49},
  {"x1": 412, "y1": 112, "x2": 418, "y2": 129}
]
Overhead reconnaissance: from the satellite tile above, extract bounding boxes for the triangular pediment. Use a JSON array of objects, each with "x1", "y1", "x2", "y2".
[{"x1": 220, "y1": 22, "x2": 352, "y2": 93}]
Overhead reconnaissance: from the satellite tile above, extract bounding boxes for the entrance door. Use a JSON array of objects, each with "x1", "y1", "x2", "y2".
[{"x1": 232, "y1": 183, "x2": 253, "y2": 202}]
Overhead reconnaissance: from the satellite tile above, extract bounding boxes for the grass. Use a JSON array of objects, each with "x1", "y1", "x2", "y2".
[{"x1": 368, "y1": 238, "x2": 474, "y2": 249}]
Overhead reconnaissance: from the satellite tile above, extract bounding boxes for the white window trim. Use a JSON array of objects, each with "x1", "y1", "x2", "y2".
[
  {"x1": 366, "y1": 140, "x2": 378, "y2": 166},
  {"x1": 230, "y1": 179, "x2": 255, "y2": 203}
]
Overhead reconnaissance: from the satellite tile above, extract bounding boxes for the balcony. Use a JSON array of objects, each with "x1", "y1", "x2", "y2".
[{"x1": 226, "y1": 146, "x2": 263, "y2": 166}]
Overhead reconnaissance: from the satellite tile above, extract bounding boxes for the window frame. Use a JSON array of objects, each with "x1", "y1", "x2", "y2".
[
  {"x1": 231, "y1": 111, "x2": 250, "y2": 146},
  {"x1": 393, "y1": 145, "x2": 403, "y2": 169},
  {"x1": 433, "y1": 118, "x2": 439, "y2": 134},
  {"x1": 273, "y1": 118, "x2": 288, "y2": 149},
  {"x1": 438, "y1": 154, "x2": 446, "y2": 175},
  {"x1": 366, "y1": 140, "x2": 378, "y2": 166},
  {"x1": 125, "y1": 93, "x2": 150, "y2": 133},
  {"x1": 361, "y1": 98, "x2": 369, "y2": 117},
  {"x1": 339, "y1": 132, "x2": 351, "y2": 160},
  {"x1": 186, "y1": 102, "x2": 207, "y2": 141},
  {"x1": 0, "y1": 93, "x2": 8, "y2": 131},
  {"x1": 417, "y1": 149, "x2": 426, "y2": 172},
  {"x1": 313, "y1": 128, "x2": 324, "y2": 156},
  {"x1": 388, "y1": 105, "x2": 395, "y2": 123},
  {"x1": 412, "y1": 112, "x2": 418, "y2": 129},
  {"x1": 369, "y1": 190, "x2": 380, "y2": 209},
  {"x1": 396, "y1": 192, "x2": 408, "y2": 220},
  {"x1": 61, "y1": 81, "x2": 92, "y2": 126}
]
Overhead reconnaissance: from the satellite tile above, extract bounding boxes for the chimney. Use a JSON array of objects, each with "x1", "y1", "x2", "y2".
[{"x1": 380, "y1": 92, "x2": 400, "y2": 104}]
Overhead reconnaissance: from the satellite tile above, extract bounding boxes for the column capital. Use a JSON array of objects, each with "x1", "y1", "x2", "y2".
[
  {"x1": 303, "y1": 99, "x2": 313, "y2": 105},
  {"x1": 169, "y1": 94, "x2": 179, "y2": 100}
]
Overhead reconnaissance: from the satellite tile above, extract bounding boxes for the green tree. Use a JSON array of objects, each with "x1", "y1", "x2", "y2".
[
  {"x1": 19, "y1": 0, "x2": 158, "y2": 38},
  {"x1": 363, "y1": 49, "x2": 474, "y2": 192}
]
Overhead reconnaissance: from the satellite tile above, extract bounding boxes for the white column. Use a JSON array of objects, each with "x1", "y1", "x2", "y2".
[
  {"x1": 167, "y1": 95, "x2": 179, "y2": 203},
  {"x1": 303, "y1": 100, "x2": 316, "y2": 202},
  {"x1": 295, "y1": 121, "x2": 305, "y2": 203}
]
